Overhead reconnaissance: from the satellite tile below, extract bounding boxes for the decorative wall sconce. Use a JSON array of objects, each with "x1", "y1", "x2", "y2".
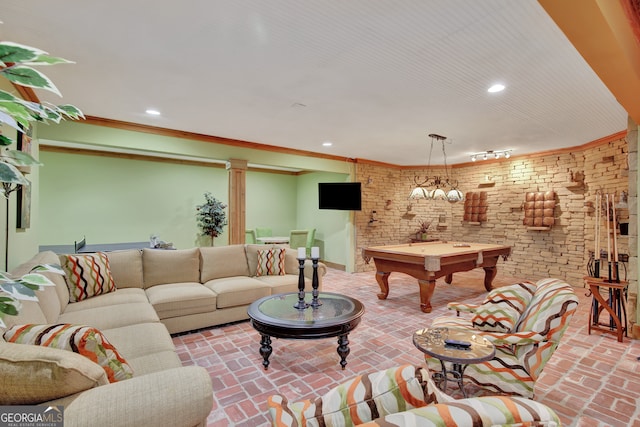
[{"x1": 470, "y1": 149, "x2": 512, "y2": 162}]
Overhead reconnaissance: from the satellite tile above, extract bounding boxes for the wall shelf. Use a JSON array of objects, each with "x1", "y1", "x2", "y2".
[
  {"x1": 565, "y1": 182, "x2": 584, "y2": 189},
  {"x1": 467, "y1": 222, "x2": 481, "y2": 226},
  {"x1": 478, "y1": 182, "x2": 495, "y2": 187},
  {"x1": 526, "y1": 226, "x2": 551, "y2": 231}
]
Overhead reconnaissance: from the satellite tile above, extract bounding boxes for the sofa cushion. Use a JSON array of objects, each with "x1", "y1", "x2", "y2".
[
  {"x1": 107, "y1": 249, "x2": 144, "y2": 288},
  {"x1": 200, "y1": 245, "x2": 250, "y2": 282},
  {"x1": 58, "y1": 302, "x2": 160, "y2": 330},
  {"x1": 268, "y1": 365, "x2": 439, "y2": 427},
  {"x1": 143, "y1": 248, "x2": 200, "y2": 288},
  {"x1": 256, "y1": 274, "x2": 306, "y2": 294},
  {"x1": 102, "y1": 322, "x2": 176, "y2": 360},
  {"x1": 145, "y1": 283, "x2": 217, "y2": 319},
  {"x1": 3, "y1": 323, "x2": 133, "y2": 383},
  {"x1": 204, "y1": 277, "x2": 271, "y2": 308},
  {"x1": 471, "y1": 282, "x2": 536, "y2": 332},
  {"x1": 61, "y1": 252, "x2": 116, "y2": 302},
  {"x1": 62, "y1": 288, "x2": 148, "y2": 313},
  {"x1": 256, "y1": 248, "x2": 286, "y2": 276},
  {"x1": 0, "y1": 341, "x2": 108, "y2": 404}
]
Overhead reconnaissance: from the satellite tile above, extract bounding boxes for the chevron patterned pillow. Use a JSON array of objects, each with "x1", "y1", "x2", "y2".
[
  {"x1": 61, "y1": 252, "x2": 116, "y2": 302},
  {"x1": 256, "y1": 248, "x2": 286, "y2": 276}
]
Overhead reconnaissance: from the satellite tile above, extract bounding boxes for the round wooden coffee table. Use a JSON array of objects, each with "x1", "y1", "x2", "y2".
[
  {"x1": 248, "y1": 292, "x2": 364, "y2": 370},
  {"x1": 413, "y1": 328, "x2": 495, "y2": 397}
]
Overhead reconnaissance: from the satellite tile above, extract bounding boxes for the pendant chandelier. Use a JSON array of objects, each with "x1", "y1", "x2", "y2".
[{"x1": 408, "y1": 133, "x2": 464, "y2": 203}]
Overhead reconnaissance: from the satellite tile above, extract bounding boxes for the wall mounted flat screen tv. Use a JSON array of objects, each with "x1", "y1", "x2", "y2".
[{"x1": 318, "y1": 182, "x2": 362, "y2": 211}]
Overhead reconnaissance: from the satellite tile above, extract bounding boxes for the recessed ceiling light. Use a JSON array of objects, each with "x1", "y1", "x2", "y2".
[
  {"x1": 145, "y1": 109, "x2": 161, "y2": 116},
  {"x1": 322, "y1": 141, "x2": 333, "y2": 147},
  {"x1": 488, "y1": 84, "x2": 505, "y2": 93}
]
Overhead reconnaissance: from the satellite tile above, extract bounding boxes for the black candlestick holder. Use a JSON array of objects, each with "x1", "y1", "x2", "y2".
[
  {"x1": 309, "y1": 257, "x2": 322, "y2": 308},
  {"x1": 293, "y1": 257, "x2": 309, "y2": 309}
]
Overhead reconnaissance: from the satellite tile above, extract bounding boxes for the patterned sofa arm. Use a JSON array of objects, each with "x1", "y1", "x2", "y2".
[
  {"x1": 359, "y1": 395, "x2": 561, "y2": 426},
  {"x1": 267, "y1": 365, "x2": 451, "y2": 427}
]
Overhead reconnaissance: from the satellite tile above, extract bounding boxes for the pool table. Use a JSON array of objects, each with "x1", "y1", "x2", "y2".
[{"x1": 362, "y1": 241, "x2": 511, "y2": 313}]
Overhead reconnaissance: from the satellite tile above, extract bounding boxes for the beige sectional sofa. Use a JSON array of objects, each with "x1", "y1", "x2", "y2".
[{"x1": 0, "y1": 244, "x2": 325, "y2": 427}]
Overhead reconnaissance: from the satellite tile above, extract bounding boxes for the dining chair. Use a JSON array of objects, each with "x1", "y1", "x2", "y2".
[
  {"x1": 289, "y1": 230, "x2": 309, "y2": 252},
  {"x1": 255, "y1": 227, "x2": 272, "y2": 238},
  {"x1": 305, "y1": 228, "x2": 316, "y2": 256},
  {"x1": 245, "y1": 229, "x2": 257, "y2": 244}
]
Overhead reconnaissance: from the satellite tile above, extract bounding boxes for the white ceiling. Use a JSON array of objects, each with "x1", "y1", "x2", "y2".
[{"x1": 0, "y1": 0, "x2": 628, "y2": 166}]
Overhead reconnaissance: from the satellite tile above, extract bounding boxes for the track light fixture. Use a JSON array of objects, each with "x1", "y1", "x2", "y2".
[{"x1": 470, "y1": 149, "x2": 512, "y2": 162}]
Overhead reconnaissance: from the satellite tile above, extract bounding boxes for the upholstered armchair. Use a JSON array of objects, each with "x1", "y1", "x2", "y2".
[
  {"x1": 267, "y1": 364, "x2": 561, "y2": 426},
  {"x1": 425, "y1": 278, "x2": 579, "y2": 398}
]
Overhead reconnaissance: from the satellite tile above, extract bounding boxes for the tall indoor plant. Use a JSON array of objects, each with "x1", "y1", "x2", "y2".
[
  {"x1": 196, "y1": 192, "x2": 227, "y2": 246},
  {"x1": 0, "y1": 41, "x2": 83, "y2": 325}
]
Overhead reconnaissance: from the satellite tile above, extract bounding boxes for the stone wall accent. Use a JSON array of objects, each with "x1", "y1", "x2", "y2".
[
  {"x1": 355, "y1": 137, "x2": 629, "y2": 294},
  {"x1": 626, "y1": 118, "x2": 638, "y2": 336}
]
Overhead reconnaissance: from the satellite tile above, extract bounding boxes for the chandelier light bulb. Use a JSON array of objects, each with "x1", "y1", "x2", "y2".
[
  {"x1": 505, "y1": 151, "x2": 511, "y2": 158},
  {"x1": 471, "y1": 155, "x2": 476, "y2": 162}
]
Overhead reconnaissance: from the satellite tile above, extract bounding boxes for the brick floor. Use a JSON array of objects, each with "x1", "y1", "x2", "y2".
[{"x1": 172, "y1": 268, "x2": 640, "y2": 426}]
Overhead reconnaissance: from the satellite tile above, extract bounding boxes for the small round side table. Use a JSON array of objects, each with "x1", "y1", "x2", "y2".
[{"x1": 413, "y1": 328, "x2": 495, "y2": 397}]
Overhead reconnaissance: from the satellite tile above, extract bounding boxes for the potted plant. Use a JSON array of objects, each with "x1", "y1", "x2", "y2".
[
  {"x1": 415, "y1": 219, "x2": 433, "y2": 241},
  {"x1": 0, "y1": 41, "x2": 83, "y2": 320},
  {"x1": 196, "y1": 192, "x2": 228, "y2": 246}
]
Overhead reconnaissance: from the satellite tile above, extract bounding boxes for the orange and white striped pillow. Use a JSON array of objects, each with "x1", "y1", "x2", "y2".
[
  {"x1": 256, "y1": 248, "x2": 286, "y2": 276},
  {"x1": 61, "y1": 252, "x2": 116, "y2": 302},
  {"x1": 3, "y1": 323, "x2": 133, "y2": 383}
]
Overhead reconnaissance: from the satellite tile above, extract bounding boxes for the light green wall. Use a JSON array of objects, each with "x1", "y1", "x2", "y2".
[
  {"x1": 296, "y1": 172, "x2": 352, "y2": 268},
  {"x1": 1, "y1": 77, "x2": 41, "y2": 270},
  {"x1": 37, "y1": 121, "x2": 351, "y2": 174},
  {"x1": 29, "y1": 121, "x2": 356, "y2": 268},
  {"x1": 39, "y1": 151, "x2": 229, "y2": 249},
  {"x1": 246, "y1": 170, "x2": 298, "y2": 236}
]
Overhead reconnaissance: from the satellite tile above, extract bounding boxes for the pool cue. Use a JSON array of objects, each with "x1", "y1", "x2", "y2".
[
  {"x1": 594, "y1": 193, "x2": 600, "y2": 278},
  {"x1": 612, "y1": 193, "x2": 619, "y2": 283},
  {"x1": 606, "y1": 194, "x2": 612, "y2": 282}
]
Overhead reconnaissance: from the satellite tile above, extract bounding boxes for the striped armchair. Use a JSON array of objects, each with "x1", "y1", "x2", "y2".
[
  {"x1": 425, "y1": 278, "x2": 579, "y2": 398},
  {"x1": 267, "y1": 364, "x2": 561, "y2": 426}
]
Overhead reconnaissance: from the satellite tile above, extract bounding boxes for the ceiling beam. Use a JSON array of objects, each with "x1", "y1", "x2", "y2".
[{"x1": 539, "y1": 0, "x2": 640, "y2": 123}]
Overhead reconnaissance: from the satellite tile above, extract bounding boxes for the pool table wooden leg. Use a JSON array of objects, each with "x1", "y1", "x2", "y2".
[
  {"x1": 375, "y1": 271, "x2": 390, "y2": 299},
  {"x1": 483, "y1": 266, "x2": 497, "y2": 291},
  {"x1": 445, "y1": 274, "x2": 453, "y2": 284},
  {"x1": 418, "y1": 279, "x2": 435, "y2": 313}
]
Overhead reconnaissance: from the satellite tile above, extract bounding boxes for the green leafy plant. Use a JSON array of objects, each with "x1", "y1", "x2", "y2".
[
  {"x1": 0, "y1": 264, "x2": 63, "y2": 327},
  {"x1": 416, "y1": 219, "x2": 433, "y2": 234},
  {"x1": 0, "y1": 41, "x2": 83, "y2": 320},
  {"x1": 196, "y1": 192, "x2": 228, "y2": 245},
  {"x1": 0, "y1": 41, "x2": 84, "y2": 198}
]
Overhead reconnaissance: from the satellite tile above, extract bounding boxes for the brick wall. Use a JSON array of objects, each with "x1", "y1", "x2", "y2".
[{"x1": 355, "y1": 136, "x2": 629, "y2": 291}]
